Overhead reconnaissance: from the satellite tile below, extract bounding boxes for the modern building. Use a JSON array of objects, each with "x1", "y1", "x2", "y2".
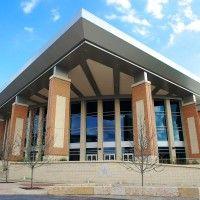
[{"x1": 0, "y1": 9, "x2": 200, "y2": 163}]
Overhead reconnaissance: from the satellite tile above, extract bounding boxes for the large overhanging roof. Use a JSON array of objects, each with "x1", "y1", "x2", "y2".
[{"x1": 0, "y1": 9, "x2": 200, "y2": 109}]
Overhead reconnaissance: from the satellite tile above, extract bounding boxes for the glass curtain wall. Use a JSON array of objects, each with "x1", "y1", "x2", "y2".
[
  {"x1": 154, "y1": 100, "x2": 168, "y2": 141},
  {"x1": 69, "y1": 149, "x2": 80, "y2": 161},
  {"x1": 70, "y1": 102, "x2": 81, "y2": 143},
  {"x1": 170, "y1": 100, "x2": 184, "y2": 141},
  {"x1": 103, "y1": 101, "x2": 115, "y2": 142},
  {"x1": 70, "y1": 102, "x2": 81, "y2": 161},
  {"x1": 158, "y1": 147, "x2": 170, "y2": 163},
  {"x1": 120, "y1": 100, "x2": 133, "y2": 141},
  {"x1": 31, "y1": 108, "x2": 39, "y2": 146},
  {"x1": 86, "y1": 101, "x2": 98, "y2": 142}
]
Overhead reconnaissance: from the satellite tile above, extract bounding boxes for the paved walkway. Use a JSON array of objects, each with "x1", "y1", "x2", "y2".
[
  {"x1": 0, "y1": 195, "x2": 198, "y2": 200},
  {"x1": 0, "y1": 183, "x2": 198, "y2": 200}
]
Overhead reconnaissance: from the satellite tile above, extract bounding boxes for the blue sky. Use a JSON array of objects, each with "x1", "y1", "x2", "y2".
[{"x1": 0, "y1": 0, "x2": 200, "y2": 91}]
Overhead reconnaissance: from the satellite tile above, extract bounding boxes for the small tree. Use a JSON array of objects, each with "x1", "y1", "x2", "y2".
[
  {"x1": 122, "y1": 120, "x2": 163, "y2": 187},
  {"x1": 0, "y1": 131, "x2": 22, "y2": 183},
  {"x1": 23, "y1": 134, "x2": 52, "y2": 189},
  {"x1": 23, "y1": 108, "x2": 51, "y2": 189}
]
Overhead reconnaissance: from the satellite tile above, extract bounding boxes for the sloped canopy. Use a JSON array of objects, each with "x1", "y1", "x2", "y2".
[{"x1": 0, "y1": 9, "x2": 200, "y2": 114}]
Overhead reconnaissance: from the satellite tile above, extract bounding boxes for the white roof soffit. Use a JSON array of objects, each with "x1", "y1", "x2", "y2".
[
  {"x1": 0, "y1": 9, "x2": 200, "y2": 108},
  {"x1": 81, "y1": 9, "x2": 200, "y2": 85},
  {"x1": 1, "y1": 9, "x2": 200, "y2": 94}
]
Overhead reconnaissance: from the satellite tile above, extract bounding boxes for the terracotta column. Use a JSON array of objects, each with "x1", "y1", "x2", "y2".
[
  {"x1": 9, "y1": 103, "x2": 28, "y2": 161},
  {"x1": 132, "y1": 72, "x2": 158, "y2": 158},
  {"x1": 0, "y1": 120, "x2": 6, "y2": 156},
  {"x1": 45, "y1": 67, "x2": 71, "y2": 160},
  {"x1": 182, "y1": 98, "x2": 200, "y2": 162}
]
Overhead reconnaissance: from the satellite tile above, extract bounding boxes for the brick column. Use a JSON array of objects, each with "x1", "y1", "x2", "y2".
[
  {"x1": 0, "y1": 120, "x2": 6, "y2": 156},
  {"x1": 132, "y1": 80, "x2": 158, "y2": 157},
  {"x1": 9, "y1": 103, "x2": 28, "y2": 161},
  {"x1": 45, "y1": 73, "x2": 71, "y2": 161},
  {"x1": 182, "y1": 102, "x2": 200, "y2": 161}
]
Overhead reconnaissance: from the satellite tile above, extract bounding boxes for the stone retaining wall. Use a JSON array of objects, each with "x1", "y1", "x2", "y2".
[
  {"x1": 3, "y1": 161, "x2": 200, "y2": 187},
  {"x1": 47, "y1": 185, "x2": 200, "y2": 199}
]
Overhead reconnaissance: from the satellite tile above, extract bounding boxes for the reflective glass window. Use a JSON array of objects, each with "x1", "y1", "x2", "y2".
[
  {"x1": 32, "y1": 108, "x2": 39, "y2": 146},
  {"x1": 120, "y1": 100, "x2": 133, "y2": 141},
  {"x1": 176, "y1": 147, "x2": 186, "y2": 164},
  {"x1": 42, "y1": 108, "x2": 47, "y2": 145},
  {"x1": 170, "y1": 100, "x2": 184, "y2": 141},
  {"x1": 104, "y1": 147, "x2": 115, "y2": 155},
  {"x1": 70, "y1": 102, "x2": 81, "y2": 143},
  {"x1": 103, "y1": 101, "x2": 115, "y2": 142},
  {"x1": 69, "y1": 149, "x2": 80, "y2": 161},
  {"x1": 86, "y1": 101, "x2": 98, "y2": 142},
  {"x1": 158, "y1": 147, "x2": 170, "y2": 163},
  {"x1": 154, "y1": 100, "x2": 168, "y2": 141}
]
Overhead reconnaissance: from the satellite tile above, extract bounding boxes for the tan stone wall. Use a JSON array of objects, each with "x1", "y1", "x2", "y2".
[
  {"x1": 7, "y1": 161, "x2": 200, "y2": 187},
  {"x1": 9, "y1": 103, "x2": 28, "y2": 161},
  {"x1": 45, "y1": 76, "x2": 71, "y2": 158},
  {"x1": 132, "y1": 82, "x2": 157, "y2": 156},
  {"x1": 182, "y1": 103, "x2": 200, "y2": 159}
]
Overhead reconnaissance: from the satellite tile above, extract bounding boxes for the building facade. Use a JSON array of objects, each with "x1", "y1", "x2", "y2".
[{"x1": 0, "y1": 10, "x2": 200, "y2": 163}]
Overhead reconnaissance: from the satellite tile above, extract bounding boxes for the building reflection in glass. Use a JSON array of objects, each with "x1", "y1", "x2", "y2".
[
  {"x1": 70, "y1": 102, "x2": 81, "y2": 143},
  {"x1": 86, "y1": 101, "x2": 97, "y2": 142},
  {"x1": 154, "y1": 100, "x2": 168, "y2": 141},
  {"x1": 103, "y1": 100, "x2": 115, "y2": 142},
  {"x1": 120, "y1": 100, "x2": 133, "y2": 141}
]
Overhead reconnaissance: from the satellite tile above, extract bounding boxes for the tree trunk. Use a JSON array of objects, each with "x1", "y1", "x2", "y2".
[
  {"x1": 141, "y1": 172, "x2": 144, "y2": 187},
  {"x1": 5, "y1": 169, "x2": 8, "y2": 183},
  {"x1": 5, "y1": 160, "x2": 9, "y2": 183},
  {"x1": 30, "y1": 166, "x2": 34, "y2": 189}
]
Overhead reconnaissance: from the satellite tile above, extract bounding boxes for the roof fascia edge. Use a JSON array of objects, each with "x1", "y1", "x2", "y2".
[
  {"x1": 81, "y1": 9, "x2": 200, "y2": 85},
  {"x1": 0, "y1": 10, "x2": 84, "y2": 94},
  {"x1": 0, "y1": 40, "x2": 86, "y2": 110},
  {"x1": 84, "y1": 40, "x2": 200, "y2": 98}
]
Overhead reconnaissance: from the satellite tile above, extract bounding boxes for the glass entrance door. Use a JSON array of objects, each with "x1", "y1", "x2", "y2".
[
  {"x1": 104, "y1": 154, "x2": 115, "y2": 160},
  {"x1": 86, "y1": 154, "x2": 97, "y2": 161},
  {"x1": 123, "y1": 153, "x2": 134, "y2": 161}
]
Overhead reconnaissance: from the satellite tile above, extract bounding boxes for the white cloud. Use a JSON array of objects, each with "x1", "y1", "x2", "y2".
[
  {"x1": 168, "y1": 0, "x2": 200, "y2": 46},
  {"x1": 105, "y1": 14, "x2": 117, "y2": 20},
  {"x1": 120, "y1": 10, "x2": 150, "y2": 26},
  {"x1": 106, "y1": 0, "x2": 131, "y2": 10},
  {"x1": 133, "y1": 27, "x2": 149, "y2": 36},
  {"x1": 146, "y1": 0, "x2": 168, "y2": 19},
  {"x1": 105, "y1": 0, "x2": 150, "y2": 27},
  {"x1": 24, "y1": 26, "x2": 34, "y2": 33},
  {"x1": 21, "y1": 0, "x2": 40, "y2": 14},
  {"x1": 178, "y1": 0, "x2": 195, "y2": 20},
  {"x1": 51, "y1": 9, "x2": 61, "y2": 22},
  {"x1": 186, "y1": 19, "x2": 200, "y2": 32}
]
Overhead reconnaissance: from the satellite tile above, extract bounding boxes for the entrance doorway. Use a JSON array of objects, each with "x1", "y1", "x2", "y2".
[
  {"x1": 104, "y1": 154, "x2": 115, "y2": 160},
  {"x1": 86, "y1": 154, "x2": 97, "y2": 161},
  {"x1": 123, "y1": 153, "x2": 134, "y2": 161}
]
